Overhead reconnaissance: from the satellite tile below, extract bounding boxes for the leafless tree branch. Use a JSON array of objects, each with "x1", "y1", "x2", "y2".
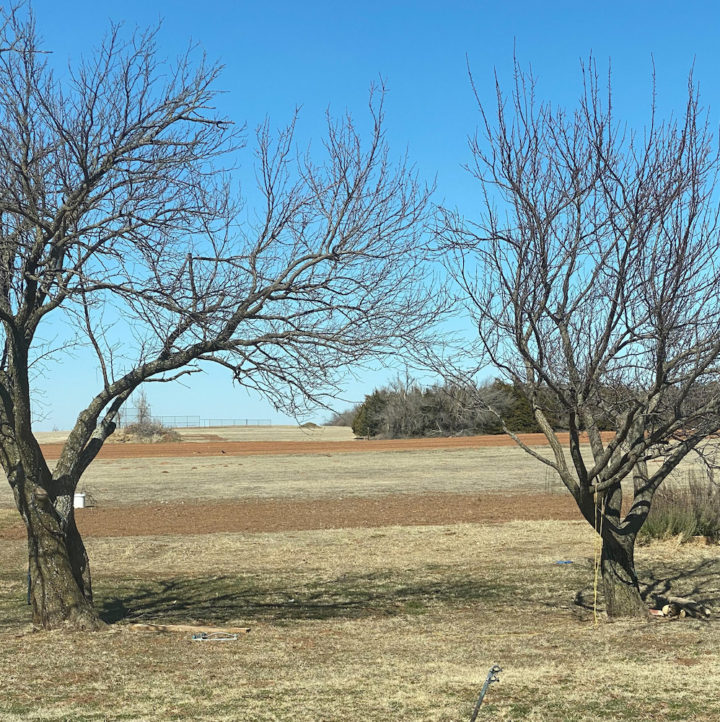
[
  {"x1": 441, "y1": 56, "x2": 720, "y2": 617},
  {"x1": 0, "y1": 5, "x2": 444, "y2": 629}
]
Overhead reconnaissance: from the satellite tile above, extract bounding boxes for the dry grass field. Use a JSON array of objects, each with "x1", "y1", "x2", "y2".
[
  {"x1": 0, "y1": 445, "x2": 575, "y2": 510},
  {"x1": 0, "y1": 426, "x2": 719, "y2": 720}
]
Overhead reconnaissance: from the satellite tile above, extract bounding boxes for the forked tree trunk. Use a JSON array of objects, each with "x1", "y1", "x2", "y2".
[
  {"x1": 578, "y1": 483, "x2": 648, "y2": 619},
  {"x1": 600, "y1": 530, "x2": 647, "y2": 618},
  {"x1": 17, "y1": 466, "x2": 102, "y2": 630}
]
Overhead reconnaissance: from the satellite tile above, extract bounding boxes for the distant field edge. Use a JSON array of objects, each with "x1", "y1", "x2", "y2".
[{"x1": 39, "y1": 431, "x2": 616, "y2": 461}]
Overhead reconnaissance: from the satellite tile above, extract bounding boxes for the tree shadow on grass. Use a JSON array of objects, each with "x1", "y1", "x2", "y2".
[
  {"x1": 559, "y1": 556, "x2": 720, "y2": 619},
  {"x1": 97, "y1": 570, "x2": 517, "y2": 626},
  {"x1": 639, "y1": 556, "x2": 720, "y2": 614}
]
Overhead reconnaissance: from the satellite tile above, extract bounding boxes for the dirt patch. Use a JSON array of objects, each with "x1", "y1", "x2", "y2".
[
  {"x1": 38, "y1": 431, "x2": 615, "y2": 461},
  {"x1": 0, "y1": 492, "x2": 583, "y2": 539}
]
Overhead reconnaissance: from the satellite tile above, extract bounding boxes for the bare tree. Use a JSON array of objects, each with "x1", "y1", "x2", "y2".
[
  {"x1": 442, "y1": 59, "x2": 720, "y2": 617},
  {"x1": 133, "y1": 390, "x2": 152, "y2": 428},
  {"x1": 0, "y1": 8, "x2": 440, "y2": 629}
]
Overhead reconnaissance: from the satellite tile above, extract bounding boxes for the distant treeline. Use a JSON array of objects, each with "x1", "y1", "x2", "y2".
[
  {"x1": 328, "y1": 380, "x2": 570, "y2": 438},
  {"x1": 329, "y1": 377, "x2": 720, "y2": 440}
]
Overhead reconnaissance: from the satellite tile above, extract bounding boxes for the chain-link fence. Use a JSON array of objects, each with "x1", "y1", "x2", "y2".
[{"x1": 118, "y1": 411, "x2": 271, "y2": 429}]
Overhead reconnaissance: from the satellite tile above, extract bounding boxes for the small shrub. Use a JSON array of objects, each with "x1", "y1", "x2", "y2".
[
  {"x1": 124, "y1": 419, "x2": 163, "y2": 437},
  {"x1": 352, "y1": 391, "x2": 389, "y2": 438},
  {"x1": 118, "y1": 390, "x2": 181, "y2": 443},
  {"x1": 119, "y1": 420, "x2": 181, "y2": 444},
  {"x1": 639, "y1": 474, "x2": 720, "y2": 543}
]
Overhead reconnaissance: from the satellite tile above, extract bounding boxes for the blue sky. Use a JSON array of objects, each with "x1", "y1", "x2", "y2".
[{"x1": 28, "y1": 0, "x2": 720, "y2": 429}]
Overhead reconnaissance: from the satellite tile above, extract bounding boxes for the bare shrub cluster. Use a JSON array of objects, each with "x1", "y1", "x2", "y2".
[
  {"x1": 326, "y1": 406, "x2": 361, "y2": 427},
  {"x1": 116, "y1": 391, "x2": 180, "y2": 443},
  {"x1": 117, "y1": 421, "x2": 181, "y2": 444}
]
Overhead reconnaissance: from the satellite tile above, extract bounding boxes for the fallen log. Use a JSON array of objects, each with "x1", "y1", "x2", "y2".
[
  {"x1": 128, "y1": 623, "x2": 251, "y2": 634},
  {"x1": 658, "y1": 596, "x2": 711, "y2": 619}
]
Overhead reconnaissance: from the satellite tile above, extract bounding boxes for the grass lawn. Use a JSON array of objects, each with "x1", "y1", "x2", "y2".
[{"x1": 1, "y1": 518, "x2": 719, "y2": 721}]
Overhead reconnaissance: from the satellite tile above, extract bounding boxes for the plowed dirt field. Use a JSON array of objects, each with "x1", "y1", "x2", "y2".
[{"x1": 0, "y1": 493, "x2": 582, "y2": 539}]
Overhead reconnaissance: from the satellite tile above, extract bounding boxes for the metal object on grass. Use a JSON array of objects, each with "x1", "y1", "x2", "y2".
[
  {"x1": 191, "y1": 632, "x2": 239, "y2": 642},
  {"x1": 469, "y1": 664, "x2": 502, "y2": 721}
]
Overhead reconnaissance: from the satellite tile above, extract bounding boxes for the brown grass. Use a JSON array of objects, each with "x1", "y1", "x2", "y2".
[
  {"x1": 33, "y1": 424, "x2": 357, "y2": 445},
  {"x1": 4, "y1": 432, "x2": 708, "y2": 511},
  {"x1": 0, "y1": 444, "x2": 640, "y2": 510},
  {"x1": 1, "y1": 521, "x2": 719, "y2": 720},
  {"x1": 1, "y1": 434, "x2": 719, "y2": 720},
  {"x1": 1, "y1": 445, "x2": 556, "y2": 508}
]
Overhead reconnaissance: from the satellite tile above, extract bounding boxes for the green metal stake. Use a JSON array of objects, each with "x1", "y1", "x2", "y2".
[{"x1": 469, "y1": 664, "x2": 502, "y2": 721}]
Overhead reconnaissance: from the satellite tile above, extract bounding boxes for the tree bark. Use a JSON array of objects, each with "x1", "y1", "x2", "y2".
[
  {"x1": 577, "y1": 484, "x2": 648, "y2": 619},
  {"x1": 600, "y1": 531, "x2": 648, "y2": 619},
  {"x1": 15, "y1": 462, "x2": 102, "y2": 630},
  {"x1": 24, "y1": 499, "x2": 102, "y2": 630}
]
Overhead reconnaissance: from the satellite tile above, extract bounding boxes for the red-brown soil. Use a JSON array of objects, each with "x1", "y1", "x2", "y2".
[
  {"x1": 38, "y1": 431, "x2": 614, "y2": 461},
  {"x1": 0, "y1": 433, "x2": 596, "y2": 540},
  {"x1": 0, "y1": 492, "x2": 582, "y2": 540}
]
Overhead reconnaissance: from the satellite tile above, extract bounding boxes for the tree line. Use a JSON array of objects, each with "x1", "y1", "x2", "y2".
[
  {"x1": 330, "y1": 380, "x2": 548, "y2": 437},
  {"x1": 337, "y1": 380, "x2": 720, "y2": 441}
]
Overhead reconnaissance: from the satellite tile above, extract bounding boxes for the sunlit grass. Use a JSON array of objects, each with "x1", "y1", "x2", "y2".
[{"x1": 1, "y1": 522, "x2": 719, "y2": 720}]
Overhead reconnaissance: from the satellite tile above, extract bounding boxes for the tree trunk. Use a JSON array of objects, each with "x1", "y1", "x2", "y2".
[
  {"x1": 600, "y1": 531, "x2": 648, "y2": 619},
  {"x1": 576, "y1": 482, "x2": 648, "y2": 619},
  {"x1": 17, "y1": 467, "x2": 102, "y2": 630},
  {"x1": 25, "y1": 500, "x2": 102, "y2": 630},
  {"x1": 2, "y1": 335, "x2": 105, "y2": 630}
]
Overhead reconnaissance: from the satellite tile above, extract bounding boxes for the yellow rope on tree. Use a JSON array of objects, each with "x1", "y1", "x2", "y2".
[{"x1": 592, "y1": 488, "x2": 605, "y2": 627}]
